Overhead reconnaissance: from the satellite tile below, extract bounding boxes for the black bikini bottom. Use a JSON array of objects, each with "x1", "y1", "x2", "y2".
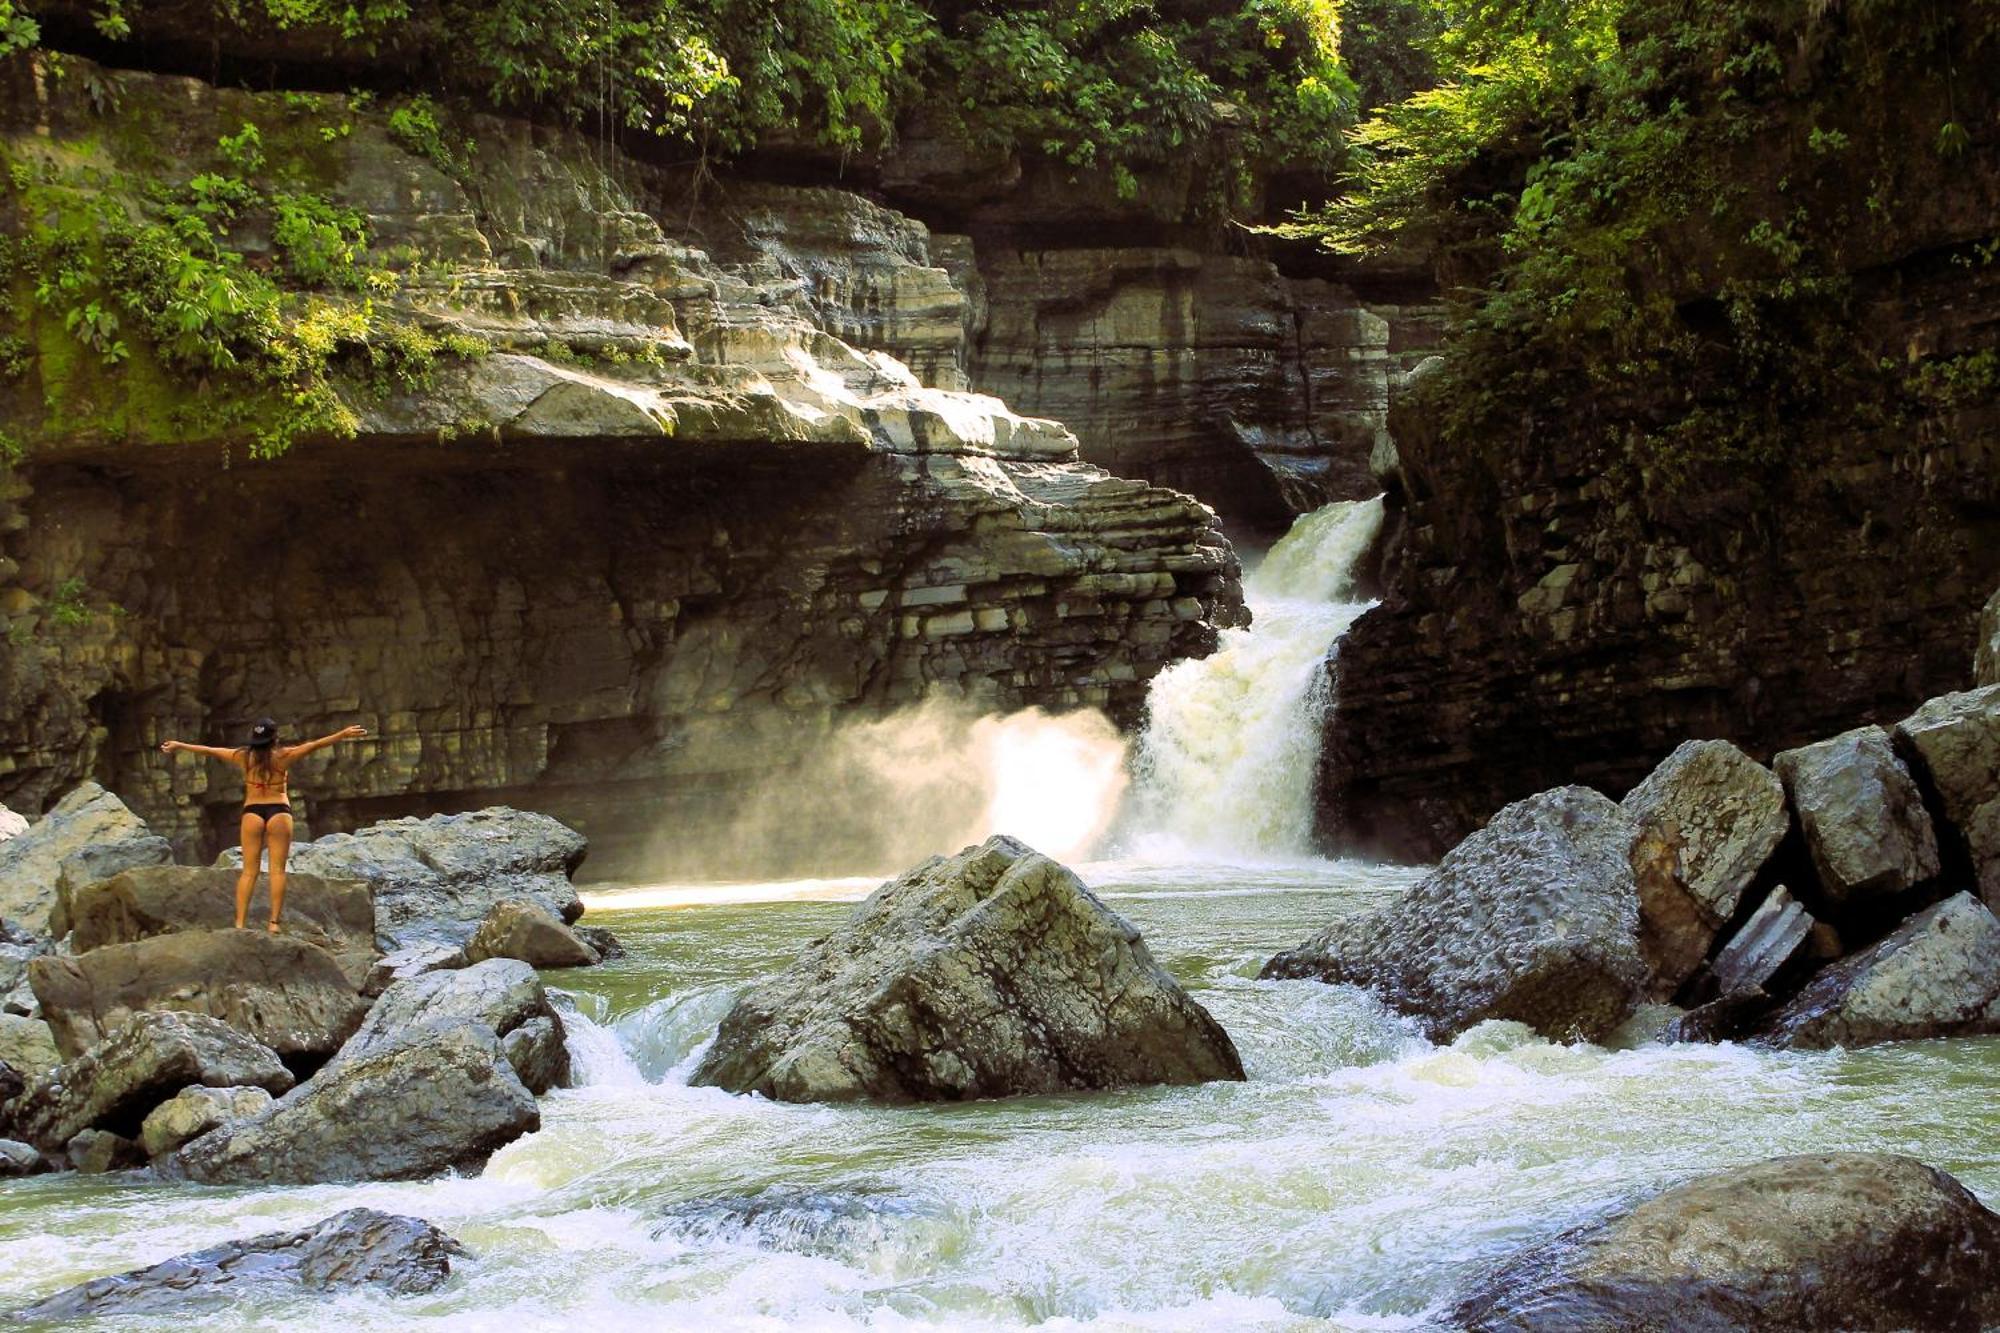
[{"x1": 243, "y1": 803, "x2": 292, "y2": 824}]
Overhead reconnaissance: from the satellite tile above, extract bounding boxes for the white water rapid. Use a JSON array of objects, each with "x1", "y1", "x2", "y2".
[{"x1": 1125, "y1": 495, "x2": 1385, "y2": 859}]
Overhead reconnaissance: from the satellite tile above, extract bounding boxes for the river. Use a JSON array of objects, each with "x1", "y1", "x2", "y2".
[{"x1": 2, "y1": 502, "x2": 1998, "y2": 1327}]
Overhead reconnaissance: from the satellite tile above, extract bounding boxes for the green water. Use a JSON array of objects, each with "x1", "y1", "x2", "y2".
[{"x1": 2, "y1": 858, "x2": 1998, "y2": 1330}]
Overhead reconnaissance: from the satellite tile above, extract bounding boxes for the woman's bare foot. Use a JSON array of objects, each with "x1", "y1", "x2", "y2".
[{"x1": 266, "y1": 921, "x2": 281, "y2": 934}]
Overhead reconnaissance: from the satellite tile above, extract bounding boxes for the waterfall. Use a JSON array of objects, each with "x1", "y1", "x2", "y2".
[{"x1": 1124, "y1": 495, "x2": 1385, "y2": 859}]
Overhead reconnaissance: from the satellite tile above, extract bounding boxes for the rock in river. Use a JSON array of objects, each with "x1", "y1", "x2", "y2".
[
  {"x1": 139, "y1": 1084, "x2": 274, "y2": 1159},
  {"x1": 30, "y1": 929, "x2": 368, "y2": 1063},
  {"x1": 334, "y1": 956, "x2": 568, "y2": 1094},
  {"x1": 1774, "y1": 726, "x2": 1940, "y2": 908},
  {"x1": 0, "y1": 783, "x2": 172, "y2": 934},
  {"x1": 55, "y1": 865, "x2": 379, "y2": 988},
  {"x1": 692, "y1": 836, "x2": 1244, "y2": 1103},
  {"x1": 232, "y1": 808, "x2": 586, "y2": 951},
  {"x1": 464, "y1": 897, "x2": 599, "y2": 969},
  {"x1": 1450, "y1": 1153, "x2": 2000, "y2": 1332},
  {"x1": 1263, "y1": 787, "x2": 1648, "y2": 1042},
  {"x1": 171, "y1": 1021, "x2": 540, "y2": 1184},
  {"x1": 11, "y1": 1208, "x2": 466, "y2": 1319},
  {"x1": 9, "y1": 1010, "x2": 293, "y2": 1152},
  {"x1": 1754, "y1": 892, "x2": 2000, "y2": 1049},
  {"x1": 1895, "y1": 685, "x2": 2000, "y2": 910}
]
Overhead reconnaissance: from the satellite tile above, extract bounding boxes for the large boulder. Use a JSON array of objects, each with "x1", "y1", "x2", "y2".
[
  {"x1": 464, "y1": 898, "x2": 599, "y2": 969},
  {"x1": 1619, "y1": 740, "x2": 1789, "y2": 980},
  {"x1": 1775, "y1": 727, "x2": 1941, "y2": 908},
  {"x1": 1264, "y1": 788, "x2": 1648, "y2": 1041},
  {"x1": 1754, "y1": 892, "x2": 2000, "y2": 1049},
  {"x1": 1449, "y1": 1153, "x2": 2000, "y2": 1332},
  {"x1": 0, "y1": 1014, "x2": 60, "y2": 1081},
  {"x1": 10, "y1": 1208, "x2": 466, "y2": 1319},
  {"x1": 8, "y1": 1011, "x2": 293, "y2": 1152},
  {"x1": 170, "y1": 1021, "x2": 540, "y2": 1184},
  {"x1": 692, "y1": 836, "x2": 1244, "y2": 1103},
  {"x1": 1895, "y1": 686, "x2": 2000, "y2": 910},
  {"x1": 0, "y1": 783, "x2": 173, "y2": 933},
  {"x1": 56, "y1": 866, "x2": 379, "y2": 987},
  {"x1": 333, "y1": 956, "x2": 569, "y2": 1094},
  {"x1": 139, "y1": 1084, "x2": 274, "y2": 1159},
  {"x1": 227, "y1": 808, "x2": 585, "y2": 950},
  {"x1": 30, "y1": 931, "x2": 368, "y2": 1063}
]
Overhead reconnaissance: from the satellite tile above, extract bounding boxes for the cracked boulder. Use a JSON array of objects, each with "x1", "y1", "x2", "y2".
[
  {"x1": 1775, "y1": 727, "x2": 1940, "y2": 908},
  {"x1": 692, "y1": 836, "x2": 1243, "y2": 1103},
  {"x1": 1895, "y1": 686, "x2": 2000, "y2": 911}
]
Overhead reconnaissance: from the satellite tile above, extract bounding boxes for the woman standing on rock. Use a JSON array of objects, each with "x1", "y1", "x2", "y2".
[{"x1": 159, "y1": 718, "x2": 368, "y2": 932}]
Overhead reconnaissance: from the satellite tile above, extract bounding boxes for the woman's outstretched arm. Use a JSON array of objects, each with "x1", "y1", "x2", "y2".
[
  {"x1": 281, "y1": 724, "x2": 369, "y2": 761},
  {"x1": 159, "y1": 740, "x2": 244, "y2": 763}
]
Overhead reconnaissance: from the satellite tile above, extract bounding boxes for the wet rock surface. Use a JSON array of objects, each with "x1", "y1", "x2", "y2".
[
  {"x1": 331, "y1": 957, "x2": 568, "y2": 1094},
  {"x1": 693, "y1": 836, "x2": 1243, "y2": 1103},
  {"x1": 1264, "y1": 787, "x2": 1648, "y2": 1042},
  {"x1": 464, "y1": 897, "x2": 599, "y2": 969},
  {"x1": 30, "y1": 930, "x2": 368, "y2": 1062},
  {"x1": 0, "y1": 784, "x2": 172, "y2": 933},
  {"x1": 1450, "y1": 1153, "x2": 2000, "y2": 1332},
  {"x1": 1706, "y1": 886, "x2": 1815, "y2": 999},
  {"x1": 1775, "y1": 727, "x2": 1940, "y2": 907},
  {"x1": 11, "y1": 1207, "x2": 466, "y2": 1319},
  {"x1": 10, "y1": 1010, "x2": 293, "y2": 1151},
  {"x1": 58, "y1": 865, "x2": 379, "y2": 987},
  {"x1": 171, "y1": 1021, "x2": 539, "y2": 1184},
  {"x1": 66, "y1": 1127, "x2": 143, "y2": 1174},
  {"x1": 1754, "y1": 892, "x2": 2000, "y2": 1049}
]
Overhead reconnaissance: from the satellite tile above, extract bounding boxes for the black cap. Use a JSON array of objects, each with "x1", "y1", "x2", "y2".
[{"x1": 247, "y1": 718, "x2": 278, "y2": 745}]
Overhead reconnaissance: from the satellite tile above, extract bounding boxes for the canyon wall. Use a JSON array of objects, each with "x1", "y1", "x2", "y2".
[{"x1": 0, "y1": 63, "x2": 1248, "y2": 869}]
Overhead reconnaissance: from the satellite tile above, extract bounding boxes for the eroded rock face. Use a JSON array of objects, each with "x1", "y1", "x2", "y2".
[
  {"x1": 692, "y1": 836, "x2": 1243, "y2": 1103},
  {"x1": 1450, "y1": 1154, "x2": 2000, "y2": 1332},
  {"x1": 464, "y1": 898, "x2": 598, "y2": 969},
  {"x1": 0, "y1": 784, "x2": 172, "y2": 933},
  {"x1": 12, "y1": 1208, "x2": 466, "y2": 1319},
  {"x1": 1776, "y1": 727, "x2": 1941, "y2": 908},
  {"x1": 1620, "y1": 740, "x2": 1787, "y2": 925},
  {"x1": 243, "y1": 809, "x2": 584, "y2": 950},
  {"x1": 172, "y1": 1022, "x2": 539, "y2": 1184},
  {"x1": 1755, "y1": 892, "x2": 2000, "y2": 1049},
  {"x1": 58, "y1": 865, "x2": 378, "y2": 987},
  {"x1": 30, "y1": 930, "x2": 368, "y2": 1062},
  {"x1": 1894, "y1": 686, "x2": 2000, "y2": 910},
  {"x1": 1263, "y1": 787, "x2": 1648, "y2": 1042},
  {"x1": 0, "y1": 65, "x2": 1247, "y2": 877},
  {"x1": 9, "y1": 1010, "x2": 293, "y2": 1151}
]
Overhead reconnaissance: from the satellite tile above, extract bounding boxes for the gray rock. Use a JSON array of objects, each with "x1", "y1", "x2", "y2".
[
  {"x1": 139, "y1": 1085, "x2": 274, "y2": 1159},
  {"x1": 1776, "y1": 727, "x2": 1941, "y2": 906},
  {"x1": 171, "y1": 1022, "x2": 539, "y2": 1184},
  {"x1": 11, "y1": 1207, "x2": 466, "y2": 1318},
  {"x1": 67, "y1": 1127, "x2": 143, "y2": 1174},
  {"x1": 30, "y1": 930, "x2": 368, "y2": 1062},
  {"x1": 1755, "y1": 892, "x2": 2000, "y2": 1049},
  {"x1": 464, "y1": 898, "x2": 599, "y2": 969},
  {"x1": 363, "y1": 942, "x2": 467, "y2": 998},
  {"x1": 1620, "y1": 737, "x2": 1788, "y2": 926},
  {"x1": 1895, "y1": 686, "x2": 2000, "y2": 911},
  {"x1": 0, "y1": 1058, "x2": 22, "y2": 1107},
  {"x1": 1978, "y1": 587, "x2": 1999, "y2": 687},
  {"x1": 228, "y1": 808, "x2": 585, "y2": 951},
  {"x1": 336, "y1": 957, "x2": 555, "y2": 1069},
  {"x1": 574, "y1": 925, "x2": 625, "y2": 961},
  {"x1": 500, "y1": 1016, "x2": 569, "y2": 1095},
  {"x1": 693, "y1": 836, "x2": 1244, "y2": 1103},
  {"x1": 1662, "y1": 986, "x2": 1773, "y2": 1045},
  {"x1": 0, "y1": 806, "x2": 24, "y2": 842},
  {"x1": 1708, "y1": 885, "x2": 1816, "y2": 998},
  {"x1": 1264, "y1": 788, "x2": 1649, "y2": 1042},
  {"x1": 57, "y1": 865, "x2": 379, "y2": 988},
  {"x1": 0, "y1": 1138, "x2": 42, "y2": 1177},
  {"x1": 0, "y1": 926, "x2": 51, "y2": 1021},
  {"x1": 10, "y1": 1011, "x2": 293, "y2": 1152},
  {"x1": 0, "y1": 783, "x2": 172, "y2": 933},
  {"x1": 1450, "y1": 1153, "x2": 2000, "y2": 1332},
  {"x1": 0, "y1": 1013, "x2": 60, "y2": 1082}
]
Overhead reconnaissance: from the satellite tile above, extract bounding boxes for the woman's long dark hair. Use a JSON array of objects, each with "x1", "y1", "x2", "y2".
[{"x1": 242, "y1": 718, "x2": 279, "y2": 783}]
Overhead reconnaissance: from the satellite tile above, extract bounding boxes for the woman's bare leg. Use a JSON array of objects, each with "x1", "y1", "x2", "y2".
[
  {"x1": 236, "y1": 814, "x2": 265, "y2": 930},
  {"x1": 266, "y1": 813, "x2": 293, "y2": 930}
]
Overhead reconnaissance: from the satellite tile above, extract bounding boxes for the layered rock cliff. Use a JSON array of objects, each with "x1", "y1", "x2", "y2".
[{"x1": 0, "y1": 61, "x2": 1246, "y2": 866}]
